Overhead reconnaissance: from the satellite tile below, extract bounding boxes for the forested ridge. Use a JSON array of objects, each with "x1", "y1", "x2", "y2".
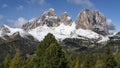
[{"x1": 1, "y1": 33, "x2": 120, "y2": 68}]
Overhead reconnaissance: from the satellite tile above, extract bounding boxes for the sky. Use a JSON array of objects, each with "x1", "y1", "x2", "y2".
[{"x1": 0, "y1": 0, "x2": 120, "y2": 31}]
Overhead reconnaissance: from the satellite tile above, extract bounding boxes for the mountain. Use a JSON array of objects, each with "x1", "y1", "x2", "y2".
[
  {"x1": 21, "y1": 8, "x2": 109, "y2": 43},
  {"x1": 22, "y1": 8, "x2": 60, "y2": 31},
  {"x1": 75, "y1": 9, "x2": 108, "y2": 35},
  {"x1": 60, "y1": 12, "x2": 72, "y2": 25},
  {"x1": 0, "y1": 25, "x2": 39, "y2": 63},
  {"x1": 22, "y1": 8, "x2": 120, "y2": 54},
  {"x1": 1, "y1": 8, "x2": 120, "y2": 63}
]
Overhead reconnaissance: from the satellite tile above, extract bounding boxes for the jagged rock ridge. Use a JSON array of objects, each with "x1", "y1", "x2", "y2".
[
  {"x1": 22, "y1": 8, "x2": 108, "y2": 36},
  {"x1": 22, "y1": 8, "x2": 60, "y2": 31},
  {"x1": 75, "y1": 9, "x2": 108, "y2": 35},
  {"x1": 22, "y1": 8, "x2": 73, "y2": 31},
  {"x1": 60, "y1": 12, "x2": 72, "y2": 26}
]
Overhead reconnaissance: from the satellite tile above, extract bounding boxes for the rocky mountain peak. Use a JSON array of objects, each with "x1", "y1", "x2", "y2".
[
  {"x1": 22, "y1": 8, "x2": 109, "y2": 36},
  {"x1": 60, "y1": 12, "x2": 72, "y2": 25},
  {"x1": 75, "y1": 9, "x2": 108, "y2": 35},
  {"x1": 22, "y1": 18, "x2": 38, "y2": 31},
  {"x1": 0, "y1": 25, "x2": 11, "y2": 35},
  {"x1": 22, "y1": 8, "x2": 60, "y2": 31},
  {"x1": 37, "y1": 8, "x2": 59, "y2": 27},
  {"x1": 43, "y1": 8, "x2": 56, "y2": 16}
]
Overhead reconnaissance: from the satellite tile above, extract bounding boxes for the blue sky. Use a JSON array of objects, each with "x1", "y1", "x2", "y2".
[{"x1": 0, "y1": 0, "x2": 120, "y2": 31}]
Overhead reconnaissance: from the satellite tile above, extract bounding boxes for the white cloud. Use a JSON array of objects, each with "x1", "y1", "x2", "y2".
[
  {"x1": 27, "y1": 0, "x2": 46, "y2": 5},
  {"x1": 7, "y1": 17, "x2": 28, "y2": 28},
  {"x1": 39, "y1": 0, "x2": 45, "y2": 5},
  {"x1": 67, "y1": 0, "x2": 94, "y2": 8},
  {"x1": 0, "y1": 15, "x2": 4, "y2": 19},
  {"x1": 2, "y1": 4, "x2": 8, "y2": 8},
  {"x1": 17, "y1": 5, "x2": 24, "y2": 10},
  {"x1": 107, "y1": 19, "x2": 115, "y2": 30}
]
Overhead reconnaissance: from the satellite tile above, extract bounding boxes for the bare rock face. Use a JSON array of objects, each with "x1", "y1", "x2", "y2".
[
  {"x1": 22, "y1": 18, "x2": 38, "y2": 31},
  {"x1": 37, "y1": 8, "x2": 60, "y2": 27},
  {"x1": 60, "y1": 12, "x2": 72, "y2": 25},
  {"x1": 0, "y1": 25, "x2": 10, "y2": 33},
  {"x1": 75, "y1": 9, "x2": 108, "y2": 35},
  {"x1": 22, "y1": 8, "x2": 60, "y2": 31},
  {"x1": 0, "y1": 25, "x2": 11, "y2": 36}
]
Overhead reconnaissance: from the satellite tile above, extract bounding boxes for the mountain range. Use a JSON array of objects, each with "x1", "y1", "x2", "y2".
[{"x1": 0, "y1": 8, "x2": 120, "y2": 63}]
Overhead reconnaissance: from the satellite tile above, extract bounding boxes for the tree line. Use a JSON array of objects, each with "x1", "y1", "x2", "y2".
[{"x1": 1, "y1": 33, "x2": 120, "y2": 68}]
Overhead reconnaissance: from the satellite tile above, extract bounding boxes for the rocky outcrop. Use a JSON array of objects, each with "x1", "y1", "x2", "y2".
[
  {"x1": 22, "y1": 18, "x2": 38, "y2": 31},
  {"x1": 37, "y1": 8, "x2": 60, "y2": 27},
  {"x1": 22, "y1": 8, "x2": 60, "y2": 31},
  {"x1": 0, "y1": 25, "x2": 10, "y2": 35},
  {"x1": 22, "y1": 8, "x2": 109, "y2": 36},
  {"x1": 109, "y1": 32, "x2": 120, "y2": 42},
  {"x1": 0, "y1": 25, "x2": 39, "y2": 63},
  {"x1": 0, "y1": 25, "x2": 39, "y2": 44},
  {"x1": 60, "y1": 12, "x2": 72, "y2": 25},
  {"x1": 75, "y1": 9, "x2": 108, "y2": 35}
]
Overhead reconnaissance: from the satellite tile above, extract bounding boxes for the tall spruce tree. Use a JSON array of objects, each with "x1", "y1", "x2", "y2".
[
  {"x1": 82, "y1": 54, "x2": 96, "y2": 68},
  {"x1": 45, "y1": 43, "x2": 67, "y2": 68},
  {"x1": 33, "y1": 33, "x2": 67, "y2": 68},
  {"x1": 67, "y1": 54, "x2": 76, "y2": 68},
  {"x1": 74, "y1": 57, "x2": 81, "y2": 68},
  {"x1": 103, "y1": 45, "x2": 117, "y2": 68},
  {"x1": 3, "y1": 54, "x2": 11, "y2": 68},
  {"x1": 9, "y1": 51, "x2": 23, "y2": 68}
]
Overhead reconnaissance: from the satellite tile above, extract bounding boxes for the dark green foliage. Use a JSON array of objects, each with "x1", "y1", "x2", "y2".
[
  {"x1": 33, "y1": 33, "x2": 68, "y2": 68},
  {"x1": 67, "y1": 54, "x2": 76, "y2": 68},
  {"x1": 0, "y1": 37, "x2": 39, "y2": 63},
  {"x1": 114, "y1": 53, "x2": 120, "y2": 68},
  {"x1": 9, "y1": 51, "x2": 24, "y2": 68},
  {"x1": 1, "y1": 33, "x2": 120, "y2": 68},
  {"x1": 82, "y1": 54, "x2": 96, "y2": 68},
  {"x1": 73, "y1": 57, "x2": 81, "y2": 68},
  {"x1": 3, "y1": 54, "x2": 11, "y2": 68},
  {"x1": 0, "y1": 64, "x2": 3, "y2": 68},
  {"x1": 23, "y1": 57, "x2": 34, "y2": 68},
  {"x1": 45, "y1": 43, "x2": 67, "y2": 68},
  {"x1": 102, "y1": 45, "x2": 117, "y2": 68}
]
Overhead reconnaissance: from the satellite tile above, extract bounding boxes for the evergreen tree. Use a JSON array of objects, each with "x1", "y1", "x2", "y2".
[
  {"x1": 82, "y1": 54, "x2": 96, "y2": 68},
  {"x1": 23, "y1": 57, "x2": 34, "y2": 68},
  {"x1": 33, "y1": 33, "x2": 67, "y2": 68},
  {"x1": 3, "y1": 54, "x2": 11, "y2": 68},
  {"x1": 114, "y1": 53, "x2": 120, "y2": 68},
  {"x1": 103, "y1": 45, "x2": 117, "y2": 68},
  {"x1": 9, "y1": 51, "x2": 23, "y2": 68},
  {"x1": 74, "y1": 57, "x2": 81, "y2": 68},
  {"x1": 67, "y1": 54, "x2": 76, "y2": 68},
  {"x1": 45, "y1": 43, "x2": 67, "y2": 68}
]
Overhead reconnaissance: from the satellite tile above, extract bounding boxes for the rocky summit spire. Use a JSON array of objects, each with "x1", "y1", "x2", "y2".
[
  {"x1": 22, "y1": 8, "x2": 109, "y2": 36},
  {"x1": 60, "y1": 12, "x2": 72, "y2": 26},
  {"x1": 22, "y1": 8, "x2": 60, "y2": 31},
  {"x1": 37, "y1": 8, "x2": 59, "y2": 27},
  {"x1": 75, "y1": 9, "x2": 108, "y2": 35}
]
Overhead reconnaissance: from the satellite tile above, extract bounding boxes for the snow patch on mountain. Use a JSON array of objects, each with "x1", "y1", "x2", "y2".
[
  {"x1": 28, "y1": 23, "x2": 104, "y2": 42},
  {"x1": 98, "y1": 36, "x2": 109, "y2": 43},
  {"x1": 76, "y1": 29, "x2": 100, "y2": 39},
  {"x1": 28, "y1": 18, "x2": 37, "y2": 23},
  {"x1": 0, "y1": 25, "x2": 30, "y2": 38}
]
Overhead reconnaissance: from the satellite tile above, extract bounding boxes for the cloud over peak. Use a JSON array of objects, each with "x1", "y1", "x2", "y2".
[
  {"x1": 27, "y1": 0, "x2": 46, "y2": 5},
  {"x1": 0, "y1": 15, "x2": 4, "y2": 19},
  {"x1": 17, "y1": 5, "x2": 24, "y2": 11},
  {"x1": 7, "y1": 17, "x2": 28, "y2": 28},
  {"x1": 2, "y1": 4, "x2": 8, "y2": 8},
  {"x1": 67, "y1": 0, "x2": 94, "y2": 8},
  {"x1": 107, "y1": 19, "x2": 115, "y2": 30}
]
